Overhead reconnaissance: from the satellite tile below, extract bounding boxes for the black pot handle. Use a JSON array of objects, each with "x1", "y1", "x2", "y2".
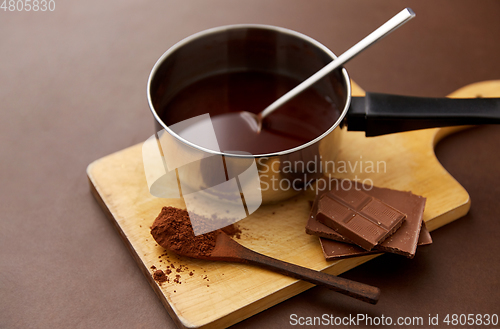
[{"x1": 347, "y1": 92, "x2": 500, "y2": 136}]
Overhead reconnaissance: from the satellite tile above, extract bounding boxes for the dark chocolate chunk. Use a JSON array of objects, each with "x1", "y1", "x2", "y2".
[
  {"x1": 316, "y1": 188, "x2": 406, "y2": 250},
  {"x1": 416, "y1": 222, "x2": 432, "y2": 246},
  {"x1": 320, "y1": 223, "x2": 432, "y2": 260}
]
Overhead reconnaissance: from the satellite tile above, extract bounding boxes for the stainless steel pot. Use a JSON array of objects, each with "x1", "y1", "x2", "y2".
[
  {"x1": 147, "y1": 24, "x2": 500, "y2": 205},
  {"x1": 148, "y1": 24, "x2": 350, "y2": 204}
]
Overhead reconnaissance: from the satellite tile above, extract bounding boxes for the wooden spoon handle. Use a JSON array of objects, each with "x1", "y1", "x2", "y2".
[{"x1": 239, "y1": 248, "x2": 380, "y2": 304}]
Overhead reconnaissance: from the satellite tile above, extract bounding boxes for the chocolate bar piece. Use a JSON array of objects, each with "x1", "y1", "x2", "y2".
[
  {"x1": 316, "y1": 188, "x2": 406, "y2": 250},
  {"x1": 320, "y1": 223, "x2": 432, "y2": 260},
  {"x1": 306, "y1": 180, "x2": 428, "y2": 258},
  {"x1": 417, "y1": 223, "x2": 433, "y2": 246}
]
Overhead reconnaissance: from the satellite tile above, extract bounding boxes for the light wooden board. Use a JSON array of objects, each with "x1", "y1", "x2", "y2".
[{"x1": 87, "y1": 80, "x2": 500, "y2": 329}]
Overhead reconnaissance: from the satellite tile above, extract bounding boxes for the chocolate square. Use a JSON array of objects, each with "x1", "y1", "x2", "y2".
[
  {"x1": 316, "y1": 188, "x2": 406, "y2": 250},
  {"x1": 306, "y1": 180, "x2": 428, "y2": 258}
]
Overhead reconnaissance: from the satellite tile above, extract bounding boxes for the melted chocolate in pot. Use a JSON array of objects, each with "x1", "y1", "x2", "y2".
[{"x1": 161, "y1": 71, "x2": 340, "y2": 154}]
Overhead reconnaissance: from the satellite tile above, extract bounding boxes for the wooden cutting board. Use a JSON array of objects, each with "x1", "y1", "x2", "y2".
[{"x1": 87, "y1": 80, "x2": 500, "y2": 329}]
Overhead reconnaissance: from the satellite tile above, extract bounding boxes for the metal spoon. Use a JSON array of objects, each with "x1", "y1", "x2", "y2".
[
  {"x1": 243, "y1": 7, "x2": 415, "y2": 132},
  {"x1": 171, "y1": 230, "x2": 381, "y2": 304}
]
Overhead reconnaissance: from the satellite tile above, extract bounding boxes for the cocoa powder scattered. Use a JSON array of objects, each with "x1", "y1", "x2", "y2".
[
  {"x1": 150, "y1": 207, "x2": 217, "y2": 257},
  {"x1": 221, "y1": 224, "x2": 242, "y2": 239},
  {"x1": 173, "y1": 275, "x2": 181, "y2": 284},
  {"x1": 153, "y1": 270, "x2": 168, "y2": 284}
]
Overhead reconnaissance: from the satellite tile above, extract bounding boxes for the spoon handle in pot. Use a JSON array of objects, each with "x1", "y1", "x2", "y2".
[
  {"x1": 348, "y1": 92, "x2": 500, "y2": 136},
  {"x1": 236, "y1": 246, "x2": 381, "y2": 304},
  {"x1": 258, "y1": 8, "x2": 415, "y2": 120}
]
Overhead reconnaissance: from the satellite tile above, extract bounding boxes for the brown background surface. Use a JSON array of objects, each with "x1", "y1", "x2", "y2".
[{"x1": 1, "y1": 1, "x2": 499, "y2": 328}]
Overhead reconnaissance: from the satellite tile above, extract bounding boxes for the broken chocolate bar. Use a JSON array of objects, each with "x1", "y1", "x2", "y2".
[
  {"x1": 320, "y1": 223, "x2": 432, "y2": 260},
  {"x1": 306, "y1": 180, "x2": 429, "y2": 258},
  {"x1": 316, "y1": 188, "x2": 406, "y2": 250}
]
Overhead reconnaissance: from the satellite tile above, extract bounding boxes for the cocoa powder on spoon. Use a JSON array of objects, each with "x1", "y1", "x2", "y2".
[
  {"x1": 151, "y1": 206, "x2": 217, "y2": 257},
  {"x1": 151, "y1": 206, "x2": 242, "y2": 256}
]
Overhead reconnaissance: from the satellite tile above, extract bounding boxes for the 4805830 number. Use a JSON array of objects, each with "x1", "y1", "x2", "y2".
[
  {"x1": 1, "y1": 0, "x2": 55, "y2": 11},
  {"x1": 443, "y1": 314, "x2": 498, "y2": 326}
]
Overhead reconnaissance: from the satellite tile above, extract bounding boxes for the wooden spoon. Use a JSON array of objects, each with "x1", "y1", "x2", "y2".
[{"x1": 173, "y1": 230, "x2": 380, "y2": 304}]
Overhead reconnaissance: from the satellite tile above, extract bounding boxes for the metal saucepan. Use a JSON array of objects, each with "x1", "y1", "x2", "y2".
[{"x1": 147, "y1": 24, "x2": 500, "y2": 205}]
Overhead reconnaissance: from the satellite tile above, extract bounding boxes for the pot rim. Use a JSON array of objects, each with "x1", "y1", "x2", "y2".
[{"x1": 147, "y1": 24, "x2": 352, "y2": 159}]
